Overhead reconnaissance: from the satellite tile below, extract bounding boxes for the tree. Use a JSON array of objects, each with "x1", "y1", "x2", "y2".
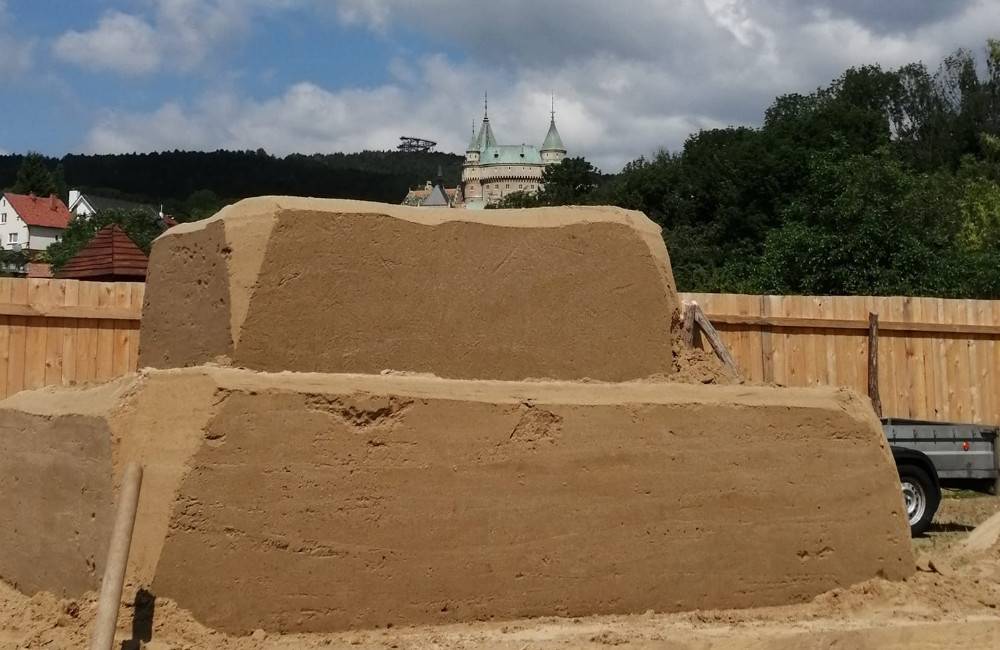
[
  {"x1": 489, "y1": 190, "x2": 541, "y2": 209},
  {"x1": 537, "y1": 157, "x2": 601, "y2": 205},
  {"x1": 47, "y1": 209, "x2": 168, "y2": 273},
  {"x1": 10, "y1": 152, "x2": 57, "y2": 196},
  {"x1": 184, "y1": 189, "x2": 224, "y2": 220}
]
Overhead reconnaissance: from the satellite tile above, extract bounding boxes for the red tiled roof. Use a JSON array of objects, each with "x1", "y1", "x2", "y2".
[
  {"x1": 3, "y1": 192, "x2": 72, "y2": 229},
  {"x1": 57, "y1": 224, "x2": 148, "y2": 280}
]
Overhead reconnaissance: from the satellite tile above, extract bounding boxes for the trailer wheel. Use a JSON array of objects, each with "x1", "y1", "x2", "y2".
[{"x1": 898, "y1": 464, "x2": 939, "y2": 536}]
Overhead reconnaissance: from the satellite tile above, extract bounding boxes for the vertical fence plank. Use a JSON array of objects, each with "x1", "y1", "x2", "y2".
[
  {"x1": 43, "y1": 280, "x2": 67, "y2": 387},
  {"x1": 6, "y1": 279, "x2": 29, "y2": 396},
  {"x1": 95, "y1": 282, "x2": 116, "y2": 381},
  {"x1": 128, "y1": 283, "x2": 144, "y2": 371},
  {"x1": 910, "y1": 298, "x2": 934, "y2": 421},
  {"x1": 23, "y1": 279, "x2": 50, "y2": 391},
  {"x1": 0, "y1": 279, "x2": 13, "y2": 398},
  {"x1": 113, "y1": 283, "x2": 133, "y2": 377},
  {"x1": 75, "y1": 281, "x2": 101, "y2": 384},
  {"x1": 60, "y1": 280, "x2": 80, "y2": 388}
]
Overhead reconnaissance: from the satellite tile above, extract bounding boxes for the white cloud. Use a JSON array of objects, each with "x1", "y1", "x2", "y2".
[
  {"x1": 0, "y1": 0, "x2": 33, "y2": 78},
  {"x1": 53, "y1": 11, "x2": 159, "y2": 75},
  {"x1": 79, "y1": 0, "x2": 1000, "y2": 170},
  {"x1": 51, "y1": 0, "x2": 291, "y2": 76}
]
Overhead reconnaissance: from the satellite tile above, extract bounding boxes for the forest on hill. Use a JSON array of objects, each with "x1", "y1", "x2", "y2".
[{"x1": 0, "y1": 150, "x2": 464, "y2": 219}]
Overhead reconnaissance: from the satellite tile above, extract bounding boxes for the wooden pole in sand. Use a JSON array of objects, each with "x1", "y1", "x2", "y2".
[
  {"x1": 868, "y1": 313, "x2": 883, "y2": 419},
  {"x1": 90, "y1": 462, "x2": 143, "y2": 650},
  {"x1": 691, "y1": 303, "x2": 740, "y2": 377}
]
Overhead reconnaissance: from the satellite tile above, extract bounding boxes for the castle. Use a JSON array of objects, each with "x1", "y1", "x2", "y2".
[{"x1": 459, "y1": 97, "x2": 567, "y2": 208}]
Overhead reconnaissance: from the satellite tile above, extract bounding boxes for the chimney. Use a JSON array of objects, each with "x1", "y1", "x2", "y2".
[{"x1": 50, "y1": 195, "x2": 57, "y2": 210}]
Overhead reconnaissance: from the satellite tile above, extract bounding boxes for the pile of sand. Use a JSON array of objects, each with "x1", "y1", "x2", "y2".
[{"x1": 3, "y1": 512, "x2": 999, "y2": 649}]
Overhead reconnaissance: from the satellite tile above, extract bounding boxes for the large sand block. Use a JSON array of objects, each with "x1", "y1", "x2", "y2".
[
  {"x1": 0, "y1": 366, "x2": 913, "y2": 633},
  {"x1": 139, "y1": 198, "x2": 680, "y2": 381}
]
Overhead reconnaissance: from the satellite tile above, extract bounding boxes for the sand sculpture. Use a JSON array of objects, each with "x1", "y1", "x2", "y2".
[
  {"x1": 0, "y1": 198, "x2": 913, "y2": 634},
  {"x1": 139, "y1": 198, "x2": 679, "y2": 381}
]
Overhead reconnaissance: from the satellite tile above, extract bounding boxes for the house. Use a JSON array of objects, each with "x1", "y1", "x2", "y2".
[
  {"x1": 0, "y1": 192, "x2": 71, "y2": 252},
  {"x1": 68, "y1": 190, "x2": 156, "y2": 218},
  {"x1": 402, "y1": 180, "x2": 458, "y2": 207},
  {"x1": 68, "y1": 189, "x2": 178, "y2": 227}
]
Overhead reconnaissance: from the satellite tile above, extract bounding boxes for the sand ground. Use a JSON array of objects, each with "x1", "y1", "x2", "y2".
[{"x1": 3, "y1": 492, "x2": 1000, "y2": 649}]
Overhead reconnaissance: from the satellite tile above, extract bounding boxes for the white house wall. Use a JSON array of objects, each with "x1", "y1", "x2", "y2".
[
  {"x1": 0, "y1": 196, "x2": 65, "y2": 252},
  {"x1": 0, "y1": 196, "x2": 30, "y2": 251},
  {"x1": 28, "y1": 226, "x2": 64, "y2": 250}
]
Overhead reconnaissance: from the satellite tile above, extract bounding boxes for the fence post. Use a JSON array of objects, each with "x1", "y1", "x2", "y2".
[{"x1": 868, "y1": 312, "x2": 882, "y2": 418}]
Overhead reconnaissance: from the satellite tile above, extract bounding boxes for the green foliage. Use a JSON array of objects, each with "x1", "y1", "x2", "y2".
[
  {"x1": 0, "y1": 150, "x2": 465, "y2": 219},
  {"x1": 537, "y1": 157, "x2": 601, "y2": 204},
  {"x1": 0, "y1": 249, "x2": 29, "y2": 277},
  {"x1": 47, "y1": 209, "x2": 167, "y2": 273},
  {"x1": 593, "y1": 38, "x2": 1000, "y2": 298},
  {"x1": 9, "y1": 152, "x2": 57, "y2": 196},
  {"x1": 489, "y1": 191, "x2": 542, "y2": 209}
]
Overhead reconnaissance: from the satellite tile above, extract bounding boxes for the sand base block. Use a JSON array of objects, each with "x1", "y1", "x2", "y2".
[{"x1": 0, "y1": 367, "x2": 913, "y2": 633}]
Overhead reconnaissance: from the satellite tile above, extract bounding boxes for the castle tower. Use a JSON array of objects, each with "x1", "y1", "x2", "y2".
[
  {"x1": 540, "y1": 97, "x2": 567, "y2": 164},
  {"x1": 465, "y1": 120, "x2": 481, "y2": 164},
  {"x1": 459, "y1": 91, "x2": 566, "y2": 209}
]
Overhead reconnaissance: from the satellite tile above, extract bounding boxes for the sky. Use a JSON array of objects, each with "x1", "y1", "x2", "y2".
[{"x1": 0, "y1": 0, "x2": 998, "y2": 171}]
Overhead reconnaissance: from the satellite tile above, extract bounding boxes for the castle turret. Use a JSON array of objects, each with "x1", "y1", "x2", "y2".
[
  {"x1": 540, "y1": 98, "x2": 566, "y2": 164},
  {"x1": 476, "y1": 94, "x2": 498, "y2": 151},
  {"x1": 466, "y1": 120, "x2": 481, "y2": 164}
]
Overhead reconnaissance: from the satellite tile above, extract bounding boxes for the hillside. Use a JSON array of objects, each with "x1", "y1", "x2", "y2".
[{"x1": 0, "y1": 150, "x2": 464, "y2": 219}]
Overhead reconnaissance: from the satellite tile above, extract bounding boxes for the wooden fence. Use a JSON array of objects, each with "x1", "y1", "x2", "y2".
[
  {"x1": 0, "y1": 281, "x2": 996, "y2": 426},
  {"x1": 681, "y1": 293, "x2": 1000, "y2": 426},
  {"x1": 0, "y1": 278, "x2": 144, "y2": 399}
]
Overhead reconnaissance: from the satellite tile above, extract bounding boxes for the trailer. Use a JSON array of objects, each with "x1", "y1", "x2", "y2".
[{"x1": 883, "y1": 418, "x2": 999, "y2": 535}]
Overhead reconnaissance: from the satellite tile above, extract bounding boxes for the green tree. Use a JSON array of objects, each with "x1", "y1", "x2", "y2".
[
  {"x1": 47, "y1": 209, "x2": 168, "y2": 273},
  {"x1": 184, "y1": 189, "x2": 223, "y2": 220},
  {"x1": 537, "y1": 156, "x2": 601, "y2": 205},
  {"x1": 10, "y1": 152, "x2": 57, "y2": 196},
  {"x1": 489, "y1": 190, "x2": 542, "y2": 209}
]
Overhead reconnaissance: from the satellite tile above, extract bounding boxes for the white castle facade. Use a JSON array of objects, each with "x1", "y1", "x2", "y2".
[{"x1": 458, "y1": 100, "x2": 567, "y2": 209}]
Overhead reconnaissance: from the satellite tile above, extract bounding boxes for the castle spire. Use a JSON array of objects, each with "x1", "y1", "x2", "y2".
[
  {"x1": 474, "y1": 91, "x2": 497, "y2": 150},
  {"x1": 467, "y1": 119, "x2": 480, "y2": 152},
  {"x1": 541, "y1": 95, "x2": 566, "y2": 157}
]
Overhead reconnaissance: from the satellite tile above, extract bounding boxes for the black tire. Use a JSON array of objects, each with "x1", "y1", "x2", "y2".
[{"x1": 898, "y1": 464, "x2": 940, "y2": 537}]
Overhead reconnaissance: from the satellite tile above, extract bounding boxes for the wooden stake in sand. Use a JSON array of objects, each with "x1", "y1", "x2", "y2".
[
  {"x1": 684, "y1": 302, "x2": 740, "y2": 377},
  {"x1": 868, "y1": 312, "x2": 882, "y2": 418},
  {"x1": 90, "y1": 462, "x2": 143, "y2": 650}
]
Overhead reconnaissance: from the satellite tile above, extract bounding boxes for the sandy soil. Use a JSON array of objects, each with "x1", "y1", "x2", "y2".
[{"x1": 3, "y1": 494, "x2": 999, "y2": 650}]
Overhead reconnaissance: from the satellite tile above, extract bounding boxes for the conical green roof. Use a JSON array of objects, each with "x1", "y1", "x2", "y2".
[
  {"x1": 541, "y1": 118, "x2": 565, "y2": 152},
  {"x1": 467, "y1": 121, "x2": 480, "y2": 152},
  {"x1": 477, "y1": 117, "x2": 497, "y2": 150}
]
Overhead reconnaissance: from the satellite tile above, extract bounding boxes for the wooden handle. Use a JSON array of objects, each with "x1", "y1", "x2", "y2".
[{"x1": 90, "y1": 462, "x2": 143, "y2": 650}]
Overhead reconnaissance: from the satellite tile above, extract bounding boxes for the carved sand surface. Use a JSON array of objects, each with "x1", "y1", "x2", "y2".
[
  {"x1": 139, "y1": 198, "x2": 680, "y2": 381},
  {"x1": 0, "y1": 199, "x2": 920, "y2": 641},
  {"x1": 0, "y1": 367, "x2": 912, "y2": 634}
]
